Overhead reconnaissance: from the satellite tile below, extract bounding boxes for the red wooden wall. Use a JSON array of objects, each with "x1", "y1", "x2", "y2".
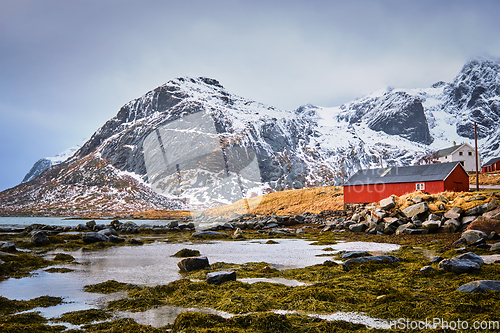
[
  {"x1": 482, "y1": 160, "x2": 500, "y2": 173},
  {"x1": 343, "y1": 165, "x2": 470, "y2": 204},
  {"x1": 443, "y1": 165, "x2": 470, "y2": 192}
]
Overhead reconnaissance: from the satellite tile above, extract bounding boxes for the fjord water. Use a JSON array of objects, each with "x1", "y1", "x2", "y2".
[{"x1": 0, "y1": 217, "x2": 401, "y2": 327}]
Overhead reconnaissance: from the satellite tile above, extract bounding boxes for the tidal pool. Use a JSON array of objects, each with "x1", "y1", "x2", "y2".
[{"x1": 0, "y1": 238, "x2": 400, "y2": 326}]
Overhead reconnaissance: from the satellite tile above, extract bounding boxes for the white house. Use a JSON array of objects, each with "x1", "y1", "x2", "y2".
[{"x1": 433, "y1": 143, "x2": 481, "y2": 173}]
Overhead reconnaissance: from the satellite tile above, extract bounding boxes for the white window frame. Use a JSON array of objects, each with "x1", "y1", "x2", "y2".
[{"x1": 416, "y1": 183, "x2": 425, "y2": 191}]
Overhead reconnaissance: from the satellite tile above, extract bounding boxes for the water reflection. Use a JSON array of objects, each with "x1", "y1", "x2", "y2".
[{"x1": 0, "y1": 239, "x2": 400, "y2": 326}]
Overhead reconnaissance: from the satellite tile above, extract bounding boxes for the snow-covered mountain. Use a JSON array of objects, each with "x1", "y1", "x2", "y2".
[
  {"x1": 2, "y1": 59, "x2": 500, "y2": 215},
  {"x1": 22, "y1": 143, "x2": 84, "y2": 183}
]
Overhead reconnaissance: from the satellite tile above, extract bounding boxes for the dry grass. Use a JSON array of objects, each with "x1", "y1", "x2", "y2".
[
  {"x1": 204, "y1": 186, "x2": 344, "y2": 217},
  {"x1": 394, "y1": 190, "x2": 495, "y2": 212},
  {"x1": 470, "y1": 172, "x2": 500, "y2": 185},
  {"x1": 132, "y1": 209, "x2": 192, "y2": 219}
]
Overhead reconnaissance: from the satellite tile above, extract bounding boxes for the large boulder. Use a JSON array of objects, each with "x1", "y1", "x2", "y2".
[
  {"x1": 177, "y1": 256, "x2": 210, "y2": 272},
  {"x1": 31, "y1": 231, "x2": 49, "y2": 245},
  {"x1": 349, "y1": 223, "x2": 368, "y2": 233},
  {"x1": 444, "y1": 207, "x2": 463, "y2": 220},
  {"x1": 454, "y1": 252, "x2": 484, "y2": 265},
  {"x1": 466, "y1": 216, "x2": 500, "y2": 234},
  {"x1": 483, "y1": 207, "x2": 500, "y2": 220},
  {"x1": 342, "y1": 255, "x2": 401, "y2": 271},
  {"x1": 341, "y1": 251, "x2": 371, "y2": 260},
  {"x1": 402, "y1": 202, "x2": 428, "y2": 218},
  {"x1": 487, "y1": 198, "x2": 499, "y2": 212},
  {"x1": 438, "y1": 253, "x2": 483, "y2": 274},
  {"x1": 422, "y1": 221, "x2": 440, "y2": 231},
  {"x1": 206, "y1": 271, "x2": 237, "y2": 285},
  {"x1": 380, "y1": 196, "x2": 396, "y2": 210},
  {"x1": 395, "y1": 223, "x2": 413, "y2": 235},
  {"x1": 457, "y1": 280, "x2": 500, "y2": 293},
  {"x1": 82, "y1": 232, "x2": 109, "y2": 243},
  {"x1": 438, "y1": 258, "x2": 480, "y2": 274},
  {"x1": 465, "y1": 204, "x2": 488, "y2": 216},
  {"x1": 461, "y1": 230, "x2": 488, "y2": 243},
  {"x1": 191, "y1": 231, "x2": 227, "y2": 238}
]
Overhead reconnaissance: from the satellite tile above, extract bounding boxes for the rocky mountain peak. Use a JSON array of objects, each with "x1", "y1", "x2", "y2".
[{"x1": 444, "y1": 59, "x2": 500, "y2": 140}]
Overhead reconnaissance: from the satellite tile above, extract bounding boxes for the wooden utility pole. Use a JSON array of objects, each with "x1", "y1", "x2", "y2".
[{"x1": 475, "y1": 122, "x2": 479, "y2": 191}]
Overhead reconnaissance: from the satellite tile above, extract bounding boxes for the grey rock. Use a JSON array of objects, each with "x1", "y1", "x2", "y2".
[
  {"x1": 371, "y1": 210, "x2": 386, "y2": 221},
  {"x1": 349, "y1": 223, "x2": 368, "y2": 233},
  {"x1": 430, "y1": 256, "x2": 443, "y2": 263},
  {"x1": 0, "y1": 241, "x2": 16, "y2": 252},
  {"x1": 420, "y1": 266, "x2": 435, "y2": 273},
  {"x1": 457, "y1": 280, "x2": 500, "y2": 293},
  {"x1": 439, "y1": 204, "x2": 446, "y2": 211},
  {"x1": 168, "y1": 221, "x2": 179, "y2": 228},
  {"x1": 422, "y1": 221, "x2": 440, "y2": 231},
  {"x1": 452, "y1": 238, "x2": 468, "y2": 246},
  {"x1": 461, "y1": 216, "x2": 477, "y2": 225},
  {"x1": 455, "y1": 252, "x2": 484, "y2": 265},
  {"x1": 351, "y1": 213, "x2": 361, "y2": 222},
  {"x1": 487, "y1": 198, "x2": 499, "y2": 211},
  {"x1": 443, "y1": 219, "x2": 461, "y2": 232},
  {"x1": 412, "y1": 196, "x2": 424, "y2": 204},
  {"x1": 395, "y1": 223, "x2": 413, "y2": 235},
  {"x1": 341, "y1": 251, "x2": 371, "y2": 260},
  {"x1": 428, "y1": 214, "x2": 442, "y2": 221},
  {"x1": 444, "y1": 207, "x2": 463, "y2": 220},
  {"x1": 402, "y1": 202, "x2": 428, "y2": 218},
  {"x1": 82, "y1": 232, "x2": 109, "y2": 243},
  {"x1": 461, "y1": 230, "x2": 488, "y2": 243},
  {"x1": 483, "y1": 207, "x2": 500, "y2": 220},
  {"x1": 404, "y1": 228, "x2": 428, "y2": 235},
  {"x1": 438, "y1": 258, "x2": 480, "y2": 273},
  {"x1": 206, "y1": 271, "x2": 237, "y2": 285},
  {"x1": 31, "y1": 231, "x2": 49, "y2": 245},
  {"x1": 108, "y1": 235, "x2": 125, "y2": 243},
  {"x1": 177, "y1": 256, "x2": 210, "y2": 272},
  {"x1": 380, "y1": 196, "x2": 396, "y2": 210},
  {"x1": 490, "y1": 242, "x2": 500, "y2": 251},
  {"x1": 129, "y1": 238, "x2": 143, "y2": 245},
  {"x1": 343, "y1": 255, "x2": 401, "y2": 271},
  {"x1": 86, "y1": 220, "x2": 96, "y2": 230},
  {"x1": 465, "y1": 204, "x2": 488, "y2": 216},
  {"x1": 98, "y1": 228, "x2": 117, "y2": 236}
]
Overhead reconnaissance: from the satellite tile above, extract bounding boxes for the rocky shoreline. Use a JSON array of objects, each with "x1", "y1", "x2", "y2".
[{"x1": 2, "y1": 192, "x2": 500, "y2": 332}]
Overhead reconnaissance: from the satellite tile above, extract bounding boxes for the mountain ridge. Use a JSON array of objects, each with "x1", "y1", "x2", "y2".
[{"x1": 4, "y1": 59, "x2": 500, "y2": 216}]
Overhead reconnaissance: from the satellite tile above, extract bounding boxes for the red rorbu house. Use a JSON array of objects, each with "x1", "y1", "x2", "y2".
[
  {"x1": 481, "y1": 157, "x2": 500, "y2": 173},
  {"x1": 343, "y1": 162, "x2": 469, "y2": 204}
]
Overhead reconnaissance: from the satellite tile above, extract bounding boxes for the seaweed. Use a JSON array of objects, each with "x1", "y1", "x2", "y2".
[
  {"x1": 171, "y1": 248, "x2": 201, "y2": 257},
  {"x1": 52, "y1": 309, "x2": 112, "y2": 325},
  {"x1": 83, "y1": 280, "x2": 137, "y2": 294},
  {"x1": 0, "y1": 295, "x2": 63, "y2": 316}
]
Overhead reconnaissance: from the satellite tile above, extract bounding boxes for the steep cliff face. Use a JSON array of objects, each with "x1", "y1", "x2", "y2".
[
  {"x1": 443, "y1": 60, "x2": 500, "y2": 142},
  {"x1": 6, "y1": 59, "x2": 500, "y2": 214}
]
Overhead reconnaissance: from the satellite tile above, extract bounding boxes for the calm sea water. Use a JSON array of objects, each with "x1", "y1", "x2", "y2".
[{"x1": 0, "y1": 216, "x2": 174, "y2": 228}]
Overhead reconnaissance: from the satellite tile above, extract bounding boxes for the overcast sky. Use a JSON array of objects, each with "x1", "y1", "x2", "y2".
[{"x1": 1, "y1": 0, "x2": 500, "y2": 191}]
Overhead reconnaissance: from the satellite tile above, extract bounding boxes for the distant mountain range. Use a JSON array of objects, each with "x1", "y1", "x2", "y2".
[{"x1": 2, "y1": 59, "x2": 500, "y2": 216}]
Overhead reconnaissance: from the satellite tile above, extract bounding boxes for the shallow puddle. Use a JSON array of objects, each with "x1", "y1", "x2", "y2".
[
  {"x1": 239, "y1": 277, "x2": 309, "y2": 286},
  {"x1": 0, "y1": 238, "x2": 400, "y2": 326},
  {"x1": 274, "y1": 310, "x2": 393, "y2": 329}
]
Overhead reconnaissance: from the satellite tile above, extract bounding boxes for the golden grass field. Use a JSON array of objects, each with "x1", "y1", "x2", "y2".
[
  {"x1": 470, "y1": 171, "x2": 500, "y2": 185},
  {"x1": 204, "y1": 186, "x2": 344, "y2": 217},
  {"x1": 136, "y1": 173, "x2": 500, "y2": 219}
]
